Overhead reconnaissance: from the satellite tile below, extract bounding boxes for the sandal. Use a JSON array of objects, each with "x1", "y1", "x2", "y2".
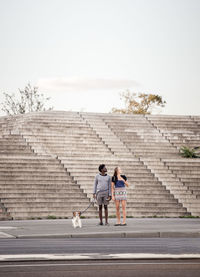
[
  {"x1": 114, "y1": 223, "x2": 121, "y2": 226},
  {"x1": 121, "y1": 223, "x2": 127, "y2": 226}
]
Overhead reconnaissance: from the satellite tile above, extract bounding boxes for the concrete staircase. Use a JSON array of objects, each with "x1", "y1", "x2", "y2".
[
  {"x1": 0, "y1": 111, "x2": 200, "y2": 219},
  {"x1": 80, "y1": 113, "x2": 133, "y2": 158},
  {"x1": 142, "y1": 158, "x2": 200, "y2": 216},
  {"x1": 79, "y1": 113, "x2": 189, "y2": 217},
  {"x1": 147, "y1": 115, "x2": 200, "y2": 149},
  {"x1": 0, "y1": 120, "x2": 97, "y2": 219},
  {"x1": 96, "y1": 113, "x2": 200, "y2": 216},
  {"x1": 101, "y1": 113, "x2": 179, "y2": 157},
  {"x1": 17, "y1": 111, "x2": 113, "y2": 157},
  {"x1": 0, "y1": 155, "x2": 97, "y2": 219}
]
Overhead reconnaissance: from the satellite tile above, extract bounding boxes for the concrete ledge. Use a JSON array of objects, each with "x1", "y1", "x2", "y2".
[{"x1": 14, "y1": 231, "x2": 200, "y2": 239}]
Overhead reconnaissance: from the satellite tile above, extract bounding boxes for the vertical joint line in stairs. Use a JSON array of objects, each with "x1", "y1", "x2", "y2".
[
  {"x1": 101, "y1": 117, "x2": 137, "y2": 158},
  {"x1": 78, "y1": 112, "x2": 114, "y2": 155},
  {"x1": 190, "y1": 115, "x2": 200, "y2": 131},
  {"x1": 144, "y1": 115, "x2": 178, "y2": 151},
  {"x1": 143, "y1": 159, "x2": 190, "y2": 213}
]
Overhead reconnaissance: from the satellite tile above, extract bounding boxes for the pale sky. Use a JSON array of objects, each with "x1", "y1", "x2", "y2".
[{"x1": 0, "y1": 0, "x2": 200, "y2": 115}]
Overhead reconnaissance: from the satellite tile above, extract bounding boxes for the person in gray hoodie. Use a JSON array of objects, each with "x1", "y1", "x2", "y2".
[{"x1": 93, "y1": 164, "x2": 111, "y2": 225}]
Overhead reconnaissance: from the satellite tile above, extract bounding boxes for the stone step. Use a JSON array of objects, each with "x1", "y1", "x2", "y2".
[
  {"x1": 70, "y1": 171, "x2": 154, "y2": 177},
  {"x1": 0, "y1": 157, "x2": 55, "y2": 162},
  {"x1": 62, "y1": 159, "x2": 140, "y2": 164},
  {"x1": 0, "y1": 187, "x2": 81, "y2": 192},
  {"x1": 86, "y1": 191, "x2": 175, "y2": 197},
  {"x1": 0, "y1": 168, "x2": 67, "y2": 173},
  {"x1": 78, "y1": 180, "x2": 163, "y2": 186},
  {"x1": 64, "y1": 164, "x2": 147, "y2": 170},
  {"x1": 0, "y1": 166, "x2": 64, "y2": 170},
  {"x1": 5, "y1": 201, "x2": 93, "y2": 208},
  {"x1": 1, "y1": 196, "x2": 89, "y2": 202},
  {"x1": 8, "y1": 211, "x2": 97, "y2": 219},
  {"x1": 74, "y1": 176, "x2": 158, "y2": 181},
  {"x1": 0, "y1": 150, "x2": 31, "y2": 154},
  {"x1": 0, "y1": 176, "x2": 72, "y2": 180},
  {"x1": 180, "y1": 178, "x2": 200, "y2": 182},
  {"x1": 184, "y1": 182, "x2": 200, "y2": 186},
  {"x1": 3, "y1": 197, "x2": 91, "y2": 204},
  {"x1": 2, "y1": 198, "x2": 180, "y2": 205},
  {"x1": 0, "y1": 180, "x2": 73, "y2": 185},
  {"x1": 0, "y1": 192, "x2": 85, "y2": 198},
  {"x1": 4, "y1": 201, "x2": 93, "y2": 208}
]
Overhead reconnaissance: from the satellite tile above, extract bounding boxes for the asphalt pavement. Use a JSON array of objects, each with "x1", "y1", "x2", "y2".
[
  {"x1": 0, "y1": 218, "x2": 200, "y2": 264},
  {"x1": 1, "y1": 260, "x2": 200, "y2": 277}
]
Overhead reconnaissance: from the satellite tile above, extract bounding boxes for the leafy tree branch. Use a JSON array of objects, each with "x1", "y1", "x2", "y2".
[
  {"x1": 112, "y1": 90, "x2": 166, "y2": 114},
  {"x1": 1, "y1": 83, "x2": 53, "y2": 115}
]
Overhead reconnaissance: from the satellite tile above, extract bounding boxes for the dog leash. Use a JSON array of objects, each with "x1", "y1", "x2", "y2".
[
  {"x1": 80, "y1": 199, "x2": 96, "y2": 215},
  {"x1": 80, "y1": 189, "x2": 110, "y2": 215}
]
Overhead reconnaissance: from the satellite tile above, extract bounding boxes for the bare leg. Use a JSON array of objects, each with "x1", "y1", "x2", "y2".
[
  {"x1": 104, "y1": 205, "x2": 108, "y2": 224},
  {"x1": 99, "y1": 205, "x2": 103, "y2": 224},
  {"x1": 115, "y1": 200, "x2": 121, "y2": 224},
  {"x1": 121, "y1": 200, "x2": 126, "y2": 224}
]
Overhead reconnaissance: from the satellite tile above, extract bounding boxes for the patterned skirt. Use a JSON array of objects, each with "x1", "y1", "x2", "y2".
[{"x1": 114, "y1": 187, "x2": 127, "y2": 201}]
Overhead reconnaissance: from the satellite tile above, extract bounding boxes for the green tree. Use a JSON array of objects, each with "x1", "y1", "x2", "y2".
[
  {"x1": 1, "y1": 83, "x2": 53, "y2": 115},
  {"x1": 112, "y1": 91, "x2": 166, "y2": 114}
]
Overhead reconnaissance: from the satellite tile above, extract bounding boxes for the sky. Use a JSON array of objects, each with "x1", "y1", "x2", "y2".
[{"x1": 0, "y1": 0, "x2": 200, "y2": 115}]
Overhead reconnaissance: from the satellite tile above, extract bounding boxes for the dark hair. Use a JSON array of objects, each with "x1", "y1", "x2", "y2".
[{"x1": 99, "y1": 164, "x2": 105, "y2": 172}]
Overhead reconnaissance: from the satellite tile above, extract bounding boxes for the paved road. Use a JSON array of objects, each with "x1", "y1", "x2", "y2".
[
  {"x1": 1, "y1": 238, "x2": 200, "y2": 276},
  {"x1": 0, "y1": 260, "x2": 200, "y2": 277},
  {"x1": 1, "y1": 238, "x2": 200, "y2": 255}
]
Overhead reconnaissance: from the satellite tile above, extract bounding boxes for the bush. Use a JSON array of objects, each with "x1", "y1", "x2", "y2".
[{"x1": 180, "y1": 146, "x2": 200, "y2": 158}]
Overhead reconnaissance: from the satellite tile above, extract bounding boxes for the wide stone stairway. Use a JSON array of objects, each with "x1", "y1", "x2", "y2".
[{"x1": 0, "y1": 111, "x2": 200, "y2": 220}]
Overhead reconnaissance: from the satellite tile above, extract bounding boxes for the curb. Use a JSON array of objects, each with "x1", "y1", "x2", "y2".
[
  {"x1": 1, "y1": 253, "x2": 200, "y2": 262},
  {"x1": 12, "y1": 231, "x2": 200, "y2": 239}
]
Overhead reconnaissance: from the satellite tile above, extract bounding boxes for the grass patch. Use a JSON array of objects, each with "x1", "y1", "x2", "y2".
[
  {"x1": 47, "y1": 215, "x2": 57, "y2": 219},
  {"x1": 109, "y1": 215, "x2": 116, "y2": 218},
  {"x1": 179, "y1": 215, "x2": 199, "y2": 218}
]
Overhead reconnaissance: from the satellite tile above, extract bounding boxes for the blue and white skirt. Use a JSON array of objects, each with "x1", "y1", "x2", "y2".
[{"x1": 114, "y1": 187, "x2": 127, "y2": 201}]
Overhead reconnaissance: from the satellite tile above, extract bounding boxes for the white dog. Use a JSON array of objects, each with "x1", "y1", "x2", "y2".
[{"x1": 72, "y1": 211, "x2": 82, "y2": 228}]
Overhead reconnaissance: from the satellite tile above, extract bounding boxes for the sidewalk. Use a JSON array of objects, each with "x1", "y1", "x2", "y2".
[{"x1": 0, "y1": 218, "x2": 200, "y2": 239}]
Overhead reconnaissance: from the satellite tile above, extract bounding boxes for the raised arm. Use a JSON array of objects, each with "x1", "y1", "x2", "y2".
[
  {"x1": 124, "y1": 180, "x2": 129, "y2": 187},
  {"x1": 121, "y1": 175, "x2": 129, "y2": 187}
]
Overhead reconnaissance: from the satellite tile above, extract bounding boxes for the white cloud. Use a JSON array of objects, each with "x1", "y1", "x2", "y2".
[{"x1": 37, "y1": 77, "x2": 139, "y2": 92}]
